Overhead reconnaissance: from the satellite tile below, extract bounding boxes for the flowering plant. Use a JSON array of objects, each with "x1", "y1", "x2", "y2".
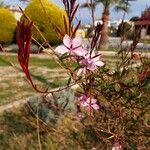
[{"x1": 16, "y1": 0, "x2": 150, "y2": 149}]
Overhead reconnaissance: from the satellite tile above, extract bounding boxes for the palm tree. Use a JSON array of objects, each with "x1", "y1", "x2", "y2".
[
  {"x1": 0, "y1": 0, "x2": 4, "y2": 7},
  {"x1": 0, "y1": 1, "x2": 10, "y2": 8},
  {"x1": 81, "y1": 0, "x2": 135, "y2": 49},
  {"x1": 80, "y1": 1, "x2": 97, "y2": 27},
  {"x1": 115, "y1": 0, "x2": 136, "y2": 22},
  {"x1": 99, "y1": 0, "x2": 121, "y2": 49},
  {"x1": 81, "y1": 0, "x2": 120, "y2": 49}
]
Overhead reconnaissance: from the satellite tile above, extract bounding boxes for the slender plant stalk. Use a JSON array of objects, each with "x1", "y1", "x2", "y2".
[{"x1": 37, "y1": 97, "x2": 42, "y2": 150}]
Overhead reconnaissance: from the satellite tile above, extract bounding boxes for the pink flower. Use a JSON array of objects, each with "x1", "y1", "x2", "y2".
[
  {"x1": 77, "y1": 112, "x2": 85, "y2": 120},
  {"x1": 132, "y1": 52, "x2": 139, "y2": 60},
  {"x1": 79, "y1": 95, "x2": 99, "y2": 110},
  {"x1": 112, "y1": 142, "x2": 122, "y2": 150},
  {"x1": 55, "y1": 34, "x2": 87, "y2": 56},
  {"x1": 77, "y1": 52, "x2": 104, "y2": 75}
]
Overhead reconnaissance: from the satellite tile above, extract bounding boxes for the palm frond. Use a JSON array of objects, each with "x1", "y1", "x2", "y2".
[
  {"x1": 95, "y1": 0, "x2": 120, "y2": 8},
  {"x1": 114, "y1": 0, "x2": 136, "y2": 13},
  {"x1": 114, "y1": 4, "x2": 130, "y2": 13},
  {"x1": 80, "y1": 2, "x2": 97, "y2": 10},
  {"x1": 0, "y1": 2, "x2": 3, "y2": 7}
]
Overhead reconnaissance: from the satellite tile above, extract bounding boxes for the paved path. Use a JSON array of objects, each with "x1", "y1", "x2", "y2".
[
  {"x1": 0, "y1": 51, "x2": 56, "y2": 59},
  {"x1": 1, "y1": 49, "x2": 150, "y2": 58},
  {"x1": 0, "y1": 97, "x2": 30, "y2": 113},
  {"x1": 100, "y1": 51, "x2": 150, "y2": 57},
  {"x1": 109, "y1": 37, "x2": 150, "y2": 50}
]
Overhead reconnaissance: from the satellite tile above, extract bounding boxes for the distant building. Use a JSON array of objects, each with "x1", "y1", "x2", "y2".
[
  {"x1": 94, "y1": 19, "x2": 134, "y2": 30},
  {"x1": 110, "y1": 19, "x2": 122, "y2": 29},
  {"x1": 110, "y1": 19, "x2": 133, "y2": 30},
  {"x1": 135, "y1": 6, "x2": 150, "y2": 39},
  {"x1": 94, "y1": 19, "x2": 110, "y2": 27}
]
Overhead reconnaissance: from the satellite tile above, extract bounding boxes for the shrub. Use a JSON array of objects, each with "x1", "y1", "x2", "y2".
[
  {"x1": 16, "y1": 0, "x2": 150, "y2": 149},
  {"x1": 130, "y1": 16, "x2": 140, "y2": 22},
  {"x1": 28, "y1": 88, "x2": 76, "y2": 126},
  {"x1": 0, "y1": 8, "x2": 16, "y2": 44},
  {"x1": 117, "y1": 22, "x2": 132, "y2": 37},
  {"x1": 23, "y1": 0, "x2": 67, "y2": 45}
]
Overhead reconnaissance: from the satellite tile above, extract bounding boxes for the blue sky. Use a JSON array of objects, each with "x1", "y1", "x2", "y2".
[{"x1": 3, "y1": 0, "x2": 150, "y2": 24}]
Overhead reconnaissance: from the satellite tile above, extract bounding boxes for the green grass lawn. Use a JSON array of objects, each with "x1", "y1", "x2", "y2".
[
  {"x1": 0, "y1": 52, "x2": 139, "y2": 104},
  {"x1": 0, "y1": 52, "x2": 147, "y2": 105},
  {"x1": 0, "y1": 55, "x2": 60, "y2": 68},
  {"x1": 0, "y1": 54, "x2": 69, "y2": 105},
  {"x1": 0, "y1": 72, "x2": 68, "y2": 105}
]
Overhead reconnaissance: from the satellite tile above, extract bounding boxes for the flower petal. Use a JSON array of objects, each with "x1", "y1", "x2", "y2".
[
  {"x1": 63, "y1": 34, "x2": 71, "y2": 48},
  {"x1": 81, "y1": 101, "x2": 88, "y2": 107},
  {"x1": 86, "y1": 98, "x2": 97, "y2": 104},
  {"x1": 90, "y1": 51, "x2": 96, "y2": 58},
  {"x1": 55, "y1": 45, "x2": 69, "y2": 54},
  {"x1": 87, "y1": 63, "x2": 97, "y2": 71},
  {"x1": 74, "y1": 47, "x2": 87, "y2": 56},
  {"x1": 92, "y1": 104, "x2": 99, "y2": 110},
  {"x1": 82, "y1": 67, "x2": 87, "y2": 74},
  {"x1": 95, "y1": 61, "x2": 104, "y2": 67},
  {"x1": 91, "y1": 98, "x2": 97, "y2": 104},
  {"x1": 72, "y1": 36, "x2": 82, "y2": 48},
  {"x1": 92, "y1": 55, "x2": 101, "y2": 62},
  {"x1": 79, "y1": 95, "x2": 87, "y2": 101},
  {"x1": 77, "y1": 68, "x2": 83, "y2": 76},
  {"x1": 86, "y1": 98, "x2": 91, "y2": 104}
]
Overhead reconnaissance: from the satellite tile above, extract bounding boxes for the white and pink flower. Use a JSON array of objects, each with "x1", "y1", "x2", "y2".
[
  {"x1": 79, "y1": 95, "x2": 99, "y2": 110},
  {"x1": 55, "y1": 34, "x2": 87, "y2": 56},
  {"x1": 112, "y1": 142, "x2": 122, "y2": 150},
  {"x1": 77, "y1": 52, "x2": 104, "y2": 75}
]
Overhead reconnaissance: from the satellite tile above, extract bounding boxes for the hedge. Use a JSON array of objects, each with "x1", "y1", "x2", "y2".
[
  {"x1": 23, "y1": 0, "x2": 68, "y2": 45},
  {"x1": 0, "y1": 8, "x2": 16, "y2": 44}
]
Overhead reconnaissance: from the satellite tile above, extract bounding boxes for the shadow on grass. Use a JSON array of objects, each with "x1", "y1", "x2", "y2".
[
  {"x1": 0, "y1": 110, "x2": 36, "y2": 150},
  {"x1": 14, "y1": 65, "x2": 66, "y2": 89},
  {"x1": 0, "y1": 56, "x2": 65, "y2": 88}
]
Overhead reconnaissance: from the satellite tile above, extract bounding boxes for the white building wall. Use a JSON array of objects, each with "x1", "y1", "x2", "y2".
[{"x1": 94, "y1": 20, "x2": 111, "y2": 27}]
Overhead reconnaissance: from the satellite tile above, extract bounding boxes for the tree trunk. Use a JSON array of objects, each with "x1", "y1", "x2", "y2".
[{"x1": 99, "y1": 7, "x2": 109, "y2": 50}]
